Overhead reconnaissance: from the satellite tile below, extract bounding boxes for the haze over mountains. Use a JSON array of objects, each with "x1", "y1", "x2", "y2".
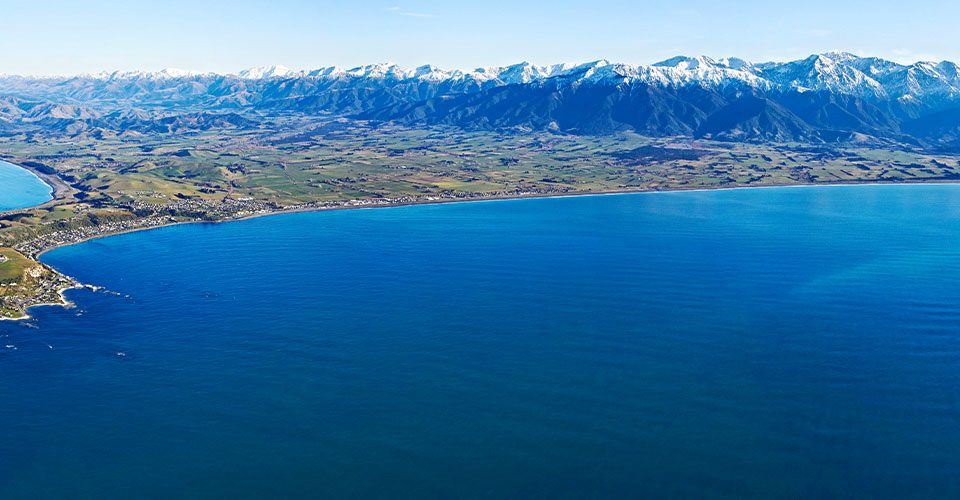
[{"x1": 3, "y1": 52, "x2": 960, "y2": 149}]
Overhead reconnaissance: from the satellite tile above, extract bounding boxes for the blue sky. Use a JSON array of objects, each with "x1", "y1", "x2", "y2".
[{"x1": 2, "y1": 0, "x2": 958, "y2": 74}]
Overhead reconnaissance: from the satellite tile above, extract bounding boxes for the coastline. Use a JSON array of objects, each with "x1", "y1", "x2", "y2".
[
  {"x1": 0, "y1": 159, "x2": 89, "y2": 320},
  {"x1": 0, "y1": 159, "x2": 55, "y2": 210},
  {"x1": 0, "y1": 158, "x2": 68, "y2": 206},
  {"x1": 0, "y1": 283, "x2": 84, "y2": 322},
  {"x1": 36, "y1": 177, "x2": 960, "y2": 259},
  {"x1": 7, "y1": 177, "x2": 960, "y2": 322}
]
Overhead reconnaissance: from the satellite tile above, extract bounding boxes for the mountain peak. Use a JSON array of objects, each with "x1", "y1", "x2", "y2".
[
  {"x1": 653, "y1": 55, "x2": 752, "y2": 71},
  {"x1": 345, "y1": 63, "x2": 406, "y2": 79},
  {"x1": 6, "y1": 52, "x2": 959, "y2": 102},
  {"x1": 760, "y1": 52, "x2": 887, "y2": 97},
  {"x1": 817, "y1": 51, "x2": 860, "y2": 62},
  {"x1": 238, "y1": 65, "x2": 296, "y2": 79},
  {"x1": 654, "y1": 55, "x2": 718, "y2": 69}
]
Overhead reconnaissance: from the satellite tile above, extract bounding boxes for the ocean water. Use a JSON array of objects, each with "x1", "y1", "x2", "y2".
[
  {"x1": 3, "y1": 185, "x2": 960, "y2": 498},
  {"x1": 0, "y1": 161, "x2": 53, "y2": 211}
]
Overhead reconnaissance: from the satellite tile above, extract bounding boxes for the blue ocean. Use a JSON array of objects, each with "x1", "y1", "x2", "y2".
[
  {"x1": 0, "y1": 161, "x2": 52, "y2": 211},
  {"x1": 3, "y1": 185, "x2": 960, "y2": 498}
]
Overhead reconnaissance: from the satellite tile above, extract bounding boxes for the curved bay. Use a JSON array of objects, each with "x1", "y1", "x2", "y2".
[
  {"x1": 3, "y1": 185, "x2": 960, "y2": 498},
  {"x1": 0, "y1": 160, "x2": 52, "y2": 211}
]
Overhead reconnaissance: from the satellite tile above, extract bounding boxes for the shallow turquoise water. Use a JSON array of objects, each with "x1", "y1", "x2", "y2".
[
  {"x1": 3, "y1": 185, "x2": 960, "y2": 498},
  {"x1": 0, "y1": 160, "x2": 52, "y2": 211}
]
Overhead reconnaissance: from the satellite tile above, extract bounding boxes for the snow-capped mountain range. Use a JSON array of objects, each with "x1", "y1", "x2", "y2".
[
  {"x1": 39, "y1": 52, "x2": 958, "y2": 101},
  {"x1": 3, "y1": 52, "x2": 960, "y2": 146}
]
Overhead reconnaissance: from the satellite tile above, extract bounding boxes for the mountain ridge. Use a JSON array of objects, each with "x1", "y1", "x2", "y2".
[
  {"x1": 4, "y1": 52, "x2": 959, "y2": 97},
  {"x1": 3, "y1": 53, "x2": 960, "y2": 149}
]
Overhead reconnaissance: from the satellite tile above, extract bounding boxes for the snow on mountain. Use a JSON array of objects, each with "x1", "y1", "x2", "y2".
[
  {"x1": 649, "y1": 56, "x2": 768, "y2": 89},
  {"x1": 756, "y1": 52, "x2": 888, "y2": 97},
  {"x1": 153, "y1": 68, "x2": 205, "y2": 79},
  {"x1": 343, "y1": 63, "x2": 412, "y2": 80},
  {"x1": 6, "y1": 53, "x2": 960, "y2": 101},
  {"x1": 489, "y1": 62, "x2": 561, "y2": 84},
  {"x1": 877, "y1": 61, "x2": 960, "y2": 102},
  {"x1": 86, "y1": 68, "x2": 210, "y2": 80},
  {"x1": 6, "y1": 52, "x2": 960, "y2": 145},
  {"x1": 412, "y1": 64, "x2": 461, "y2": 82},
  {"x1": 305, "y1": 66, "x2": 345, "y2": 78},
  {"x1": 237, "y1": 65, "x2": 298, "y2": 79}
]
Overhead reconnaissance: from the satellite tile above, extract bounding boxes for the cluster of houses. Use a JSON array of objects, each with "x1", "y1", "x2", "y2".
[{"x1": 0, "y1": 259, "x2": 76, "y2": 318}]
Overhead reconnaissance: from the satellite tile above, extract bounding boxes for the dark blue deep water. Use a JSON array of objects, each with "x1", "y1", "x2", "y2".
[{"x1": 3, "y1": 185, "x2": 960, "y2": 498}]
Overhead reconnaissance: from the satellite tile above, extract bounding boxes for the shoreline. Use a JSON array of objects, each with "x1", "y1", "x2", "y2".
[
  {"x1": 0, "y1": 283, "x2": 86, "y2": 322},
  {"x1": 0, "y1": 158, "x2": 72, "y2": 208},
  {"x1": 7, "y1": 177, "x2": 960, "y2": 322},
  {"x1": 0, "y1": 160, "x2": 55, "y2": 210},
  {"x1": 35, "y1": 177, "x2": 960, "y2": 259}
]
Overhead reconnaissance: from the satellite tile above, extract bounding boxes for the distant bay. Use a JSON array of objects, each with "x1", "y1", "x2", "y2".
[
  {"x1": 0, "y1": 160, "x2": 52, "y2": 211},
  {"x1": 3, "y1": 185, "x2": 960, "y2": 498}
]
